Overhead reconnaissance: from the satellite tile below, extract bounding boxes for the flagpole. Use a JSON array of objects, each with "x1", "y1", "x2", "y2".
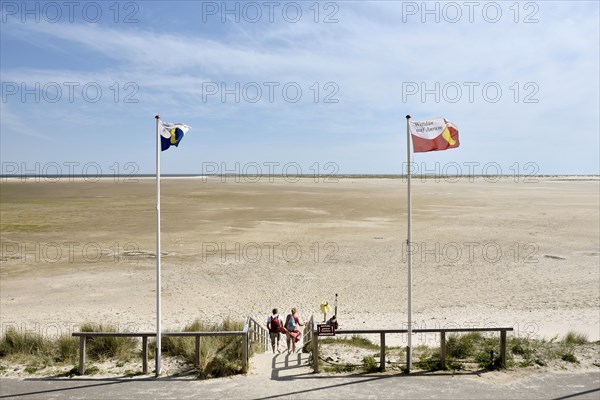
[
  {"x1": 405, "y1": 114, "x2": 413, "y2": 372},
  {"x1": 155, "y1": 114, "x2": 162, "y2": 377}
]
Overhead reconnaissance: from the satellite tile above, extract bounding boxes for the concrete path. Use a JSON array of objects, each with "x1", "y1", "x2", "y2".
[{"x1": 1, "y1": 353, "x2": 599, "y2": 399}]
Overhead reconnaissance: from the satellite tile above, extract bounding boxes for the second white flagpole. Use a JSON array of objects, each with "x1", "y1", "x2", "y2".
[
  {"x1": 155, "y1": 114, "x2": 162, "y2": 377},
  {"x1": 405, "y1": 114, "x2": 413, "y2": 372}
]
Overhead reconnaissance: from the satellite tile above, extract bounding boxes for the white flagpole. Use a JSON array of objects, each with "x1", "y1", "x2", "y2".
[
  {"x1": 155, "y1": 115, "x2": 162, "y2": 377},
  {"x1": 406, "y1": 114, "x2": 413, "y2": 372}
]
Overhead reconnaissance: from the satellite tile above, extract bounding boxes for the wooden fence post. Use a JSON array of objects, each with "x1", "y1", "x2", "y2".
[
  {"x1": 500, "y1": 330, "x2": 507, "y2": 367},
  {"x1": 312, "y1": 329, "x2": 319, "y2": 373},
  {"x1": 142, "y1": 336, "x2": 148, "y2": 374},
  {"x1": 242, "y1": 333, "x2": 249, "y2": 373},
  {"x1": 380, "y1": 333, "x2": 386, "y2": 372},
  {"x1": 78, "y1": 336, "x2": 86, "y2": 375},
  {"x1": 440, "y1": 331, "x2": 446, "y2": 370},
  {"x1": 266, "y1": 323, "x2": 270, "y2": 350},
  {"x1": 265, "y1": 327, "x2": 269, "y2": 350},
  {"x1": 263, "y1": 328, "x2": 267, "y2": 350},
  {"x1": 195, "y1": 336, "x2": 202, "y2": 367}
]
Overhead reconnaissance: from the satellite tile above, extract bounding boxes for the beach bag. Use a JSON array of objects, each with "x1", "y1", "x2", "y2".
[
  {"x1": 270, "y1": 316, "x2": 281, "y2": 333},
  {"x1": 286, "y1": 314, "x2": 296, "y2": 331},
  {"x1": 327, "y1": 315, "x2": 339, "y2": 330}
]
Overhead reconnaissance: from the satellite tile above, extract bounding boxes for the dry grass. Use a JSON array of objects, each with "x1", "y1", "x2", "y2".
[
  {"x1": 0, "y1": 319, "x2": 252, "y2": 378},
  {"x1": 0, "y1": 327, "x2": 78, "y2": 373},
  {"x1": 162, "y1": 318, "x2": 247, "y2": 378}
]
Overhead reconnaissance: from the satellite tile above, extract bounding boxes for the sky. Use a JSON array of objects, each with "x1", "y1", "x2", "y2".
[{"x1": 1, "y1": 0, "x2": 599, "y2": 175}]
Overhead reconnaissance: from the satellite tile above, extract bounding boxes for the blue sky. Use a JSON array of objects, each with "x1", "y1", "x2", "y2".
[{"x1": 1, "y1": 1, "x2": 599, "y2": 175}]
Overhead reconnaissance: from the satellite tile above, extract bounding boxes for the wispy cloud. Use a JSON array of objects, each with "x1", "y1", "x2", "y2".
[{"x1": 1, "y1": 1, "x2": 598, "y2": 173}]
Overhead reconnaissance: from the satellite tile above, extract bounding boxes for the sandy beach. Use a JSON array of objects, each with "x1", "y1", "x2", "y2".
[{"x1": 1, "y1": 177, "x2": 598, "y2": 346}]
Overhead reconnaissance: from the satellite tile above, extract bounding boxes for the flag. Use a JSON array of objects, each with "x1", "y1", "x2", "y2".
[
  {"x1": 159, "y1": 121, "x2": 191, "y2": 151},
  {"x1": 409, "y1": 118, "x2": 459, "y2": 153}
]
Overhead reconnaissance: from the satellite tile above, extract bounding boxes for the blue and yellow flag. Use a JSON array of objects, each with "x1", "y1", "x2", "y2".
[{"x1": 160, "y1": 121, "x2": 191, "y2": 151}]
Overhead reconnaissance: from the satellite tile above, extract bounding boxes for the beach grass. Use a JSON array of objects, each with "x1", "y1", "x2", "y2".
[
  {"x1": 317, "y1": 330, "x2": 596, "y2": 373},
  {"x1": 0, "y1": 327, "x2": 78, "y2": 373},
  {"x1": 446, "y1": 332, "x2": 483, "y2": 359},
  {"x1": 161, "y1": 318, "x2": 248, "y2": 378},
  {"x1": 80, "y1": 323, "x2": 137, "y2": 361},
  {"x1": 1, "y1": 326, "x2": 595, "y2": 376},
  {"x1": 0, "y1": 318, "x2": 255, "y2": 378},
  {"x1": 563, "y1": 331, "x2": 588, "y2": 345},
  {"x1": 318, "y1": 335, "x2": 380, "y2": 351}
]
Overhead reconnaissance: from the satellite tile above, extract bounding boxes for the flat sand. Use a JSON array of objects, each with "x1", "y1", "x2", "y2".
[{"x1": 1, "y1": 177, "x2": 598, "y2": 345}]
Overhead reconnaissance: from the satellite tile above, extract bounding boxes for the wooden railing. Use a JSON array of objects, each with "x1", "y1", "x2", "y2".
[
  {"x1": 303, "y1": 314, "x2": 315, "y2": 350},
  {"x1": 72, "y1": 316, "x2": 270, "y2": 376},
  {"x1": 243, "y1": 316, "x2": 270, "y2": 368},
  {"x1": 309, "y1": 326, "x2": 514, "y2": 373}
]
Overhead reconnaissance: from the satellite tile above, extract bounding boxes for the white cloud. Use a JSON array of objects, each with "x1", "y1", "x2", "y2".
[{"x1": 1, "y1": 1, "x2": 598, "y2": 173}]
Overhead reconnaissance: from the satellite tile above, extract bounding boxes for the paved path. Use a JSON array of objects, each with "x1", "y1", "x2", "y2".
[{"x1": 1, "y1": 353, "x2": 599, "y2": 399}]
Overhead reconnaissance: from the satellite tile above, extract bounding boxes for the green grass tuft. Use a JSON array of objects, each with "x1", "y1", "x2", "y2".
[
  {"x1": 56, "y1": 336, "x2": 79, "y2": 363},
  {"x1": 0, "y1": 318, "x2": 250, "y2": 379},
  {"x1": 0, "y1": 328, "x2": 53, "y2": 357},
  {"x1": 323, "y1": 363, "x2": 358, "y2": 373},
  {"x1": 560, "y1": 352, "x2": 579, "y2": 363},
  {"x1": 124, "y1": 369, "x2": 144, "y2": 378},
  {"x1": 510, "y1": 337, "x2": 533, "y2": 357},
  {"x1": 161, "y1": 318, "x2": 245, "y2": 379},
  {"x1": 199, "y1": 355, "x2": 241, "y2": 378},
  {"x1": 415, "y1": 347, "x2": 441, "y2": 371},
  {"x1": 80, "y1": 323, "x2": 137, "y2": 361},
  {"x1": 563, "y1": 331, "x2": 588, "y2": 346},
  {"x1": 362, "y1": 355, "x2": 379, "y2": 372},
  {"x1": 24, "y1": 366, "x2": 37, "y2": 374},
  {"x1": 446, "y1": 332, "x2": 483, "y2": 359},
  {"x1": 318, "y1": 335, "x2": 379, "y2": 351},
  {"x1": 84, "y1": 366, "x2": 100, "y2": 375},
  {"x1": 0, "y1": 328, "x2": 78, "y2": 370}
]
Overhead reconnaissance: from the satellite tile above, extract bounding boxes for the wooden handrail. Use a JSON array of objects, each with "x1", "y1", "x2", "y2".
[
  {"x1": 72, "y1": 331, "x2": 245, "y2": 337},
  {"x1": 302, "y1": 315, "x2": 314, "y2": 347},
  {"x1": 335, "y1": 327, "x2": 513, "y2": 334},
  {"x1": 241, "y1": 317, "x2": 250, "y2": 373},
  {"x1": 248, "y1": 316, "x2": 270, "y2": 350},
  {"x1": 72, "y1": 332, "x2": 155, "y2": 337},
  {"x1": 240, "y1": 316, "x2": 271, "y2": 372}
]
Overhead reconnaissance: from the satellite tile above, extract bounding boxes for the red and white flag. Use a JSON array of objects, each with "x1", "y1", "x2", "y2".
[{"x1": 409, "y1": 118, "x2": 459, "y2": 153}]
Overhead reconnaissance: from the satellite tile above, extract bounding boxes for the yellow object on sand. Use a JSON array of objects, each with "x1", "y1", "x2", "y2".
[{"x1": 320, "y1": 302, "x2": 331, "y2": 314}]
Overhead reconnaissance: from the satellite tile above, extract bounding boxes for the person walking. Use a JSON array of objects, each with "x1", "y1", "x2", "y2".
[
  {"x1": 284, "y1": 307, "x2": 305, "y2": 353},
  {"x1": 267, "y1": 308, "x2": 284, "y2": 354}
]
